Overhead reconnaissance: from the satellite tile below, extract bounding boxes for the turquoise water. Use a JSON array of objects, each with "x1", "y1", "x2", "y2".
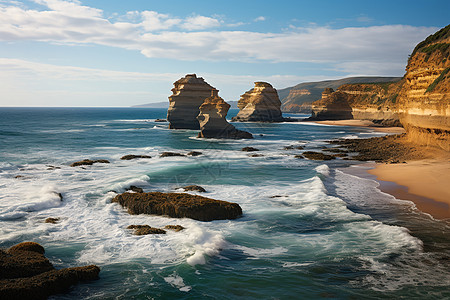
[{"x1": 0, "y1": 107, "x2": 449, "y2": 299}]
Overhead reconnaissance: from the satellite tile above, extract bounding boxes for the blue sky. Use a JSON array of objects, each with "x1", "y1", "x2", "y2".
[{"x1": 0, "y1": 0, "x2": 448, "y2": 107}]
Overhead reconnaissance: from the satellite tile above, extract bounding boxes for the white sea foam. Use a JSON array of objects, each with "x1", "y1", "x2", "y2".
[{"x1": 164, "y1": 273, "x2": 192, "y2": 292}]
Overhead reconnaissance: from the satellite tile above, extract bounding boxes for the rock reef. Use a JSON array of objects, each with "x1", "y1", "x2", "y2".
[
  {"x1": 0, "y1": 242, "x2": 100, "y2": 300},
  {"x1": 112, "y1": 192, "x2": 242, "y2": 221},
  {"x1": 167, "y1": 74, "x2": 214, "y2": 129},
  {"x1": 197, "y1": 89, "x2": 253, "y2": 139},
  {"x1": 232, "y1": 82, "x2": 284, "y2": 122}
]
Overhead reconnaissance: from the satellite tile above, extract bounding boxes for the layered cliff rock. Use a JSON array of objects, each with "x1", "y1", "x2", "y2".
[
  {"x1": 397, "y1": 25, "x2": 450, "y2": 150},
  {"x1": 310, "y1": 82, "x2": 403, "y2": 126},
  {"x1": 232, "y1": 82, "x2": 284, "y2": 122},
  {"x1": 197, "y1": 89, "x2": 252, "y2": 139},
  {"x1": 167, "y1": 74, "x2": 213, "y2": 129}
]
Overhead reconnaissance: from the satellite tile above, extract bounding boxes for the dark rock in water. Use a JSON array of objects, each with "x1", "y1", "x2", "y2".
[
  {"x1": 46, "y1": 165, "x2": 61, "y2": 170},
  {"x1": 45, "y1": 218, "x2": 60, "y2": 224},
  {"x1": 120, "y1": 155, "x2": 152, "y2": 160},
  {"x1": 187, "y1": 151, "x2": 203, "y2": 156},
  {"x1": 70, "y1": 159, "x2": 110, "y2": 167},
  {"x1": 14, "y1": 175, "x2": 25, "y2": 179},
  {"x1": 154, "y1": 119, "x2": 167, "y2": 122},
  {"x1": 164, "y1": 225, "x2": 185, "y2": 232},
  {"x1": 127, "y1": 225, "x2": 166, "y2": 235},
  {"x1": 241, "y1": 147, "x2": 259, "y2": 152},
  {"x1": 160, "y1": 152, "x2": 186, "y2": 158},
  {"x1": 269, "y1": 195, "x2": 286, "y2": 198},
  {"x1": 302, "y1": 151, "x2": 335, "y2": 160},
  {"x1": 0, "y1": 242, "x2": 99, "y2": 300},
  {"x1": 294, "y1": 155, "x2": 304, "y2": 159},
  {"x1": 284, "y1": 145, "x2": 304, "y2": 150},
  {"x1": 127, "y1": 186, "x2": 144, "y2": 193},
  {"x1": 181, "y1": 185, "x2": 206, "y2": 192},
  {"x1": 332, "y1": 153, "x2": 348, "y2": 158},
  {"x1": 52, "y1": 192, "x2": 63, "y2": 201},
  {"x1": 249, "y1": 154, "x2": 264, "y2": 157},
  {"x1": 112, "y1": 192, "x2": 242, "y2": 222}
]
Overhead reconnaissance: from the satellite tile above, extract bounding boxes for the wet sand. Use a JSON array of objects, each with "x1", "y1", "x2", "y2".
[{"x1": 313, "y1": 119, "x2": 406, "y2": 134}]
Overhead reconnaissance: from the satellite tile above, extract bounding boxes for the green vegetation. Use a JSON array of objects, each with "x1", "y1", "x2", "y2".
[
  {"x1": 410, "y1": 25, "x2": 450, "y2": 61},
  {"x1": 420, "y1": 43, "x2": 450, "y2": 62},
  {"x1": 426, "y1": 67, "x2": 450, "y2": 93}
]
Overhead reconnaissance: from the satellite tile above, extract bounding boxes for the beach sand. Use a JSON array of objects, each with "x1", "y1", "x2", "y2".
[
  {"x1": 368, "y1": 159, "x2": 450, "y2": 219},
  {"x1": 313, "y1": 119, "x2": 406, "y2": 134}
]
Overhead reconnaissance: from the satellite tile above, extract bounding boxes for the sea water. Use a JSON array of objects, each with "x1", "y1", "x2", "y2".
[{"x1": 0, "y1": 107, "x2": 449, "y2": 299}]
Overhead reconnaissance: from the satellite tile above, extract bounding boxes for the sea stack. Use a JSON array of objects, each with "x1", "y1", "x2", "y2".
[
  {"x1": 167, "y1": 74, "x2": 214, "y2": 129},
  {"x1": 310, "y1": 88, "x2": 353, "y2": 120},
  {"x1": 232, "y1": 82, "x2": 284, "y2": 122},
  {"x1": 197, "y1": 89, "x2": 253, "y2": 139}
]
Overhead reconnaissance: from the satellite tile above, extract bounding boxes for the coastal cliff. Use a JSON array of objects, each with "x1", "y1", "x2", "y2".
[
  {"x1": 397, "y1": 25, "x2": 450, "y2": 150},
  {"x1": 167, "y1": 74, "x2": 213, "y2": 129},
  {"x1": 310, "y1": 82, "x2": 403, "y2": 126},
  {"x1": 197, "y1": 89, "x2": 252, "y2": 139},
  {"x1": 232, "y1": 82, "x2": 284, "y2": 122}
]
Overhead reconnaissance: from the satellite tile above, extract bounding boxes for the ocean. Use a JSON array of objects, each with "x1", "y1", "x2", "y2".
[{"x1": 0, "y1": 107, "x2": 449, "y2": 299}]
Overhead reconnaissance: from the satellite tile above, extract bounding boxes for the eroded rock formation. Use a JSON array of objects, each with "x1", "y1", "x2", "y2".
[
  {"x1": 167, "y1": 74, "x2": 214, "y2": 129},
  {"x1": 310, "y1": 88, "x2": 353, "y2": 120},
  {"x1": 0, "y1": 242, "x2": 100, "y2": 300},
  {"x1": 397, "y1": 25, "x2": 450, "y2": 150},
  {"x1": 197, "y1": 89, "x2": 253, "y2": 139},
  {"x1": 232, "y1": 82, "x2": 284, "y2": 122},
  {"x1": 112, "y1": 192, "x2": 243, "y2": 221}
]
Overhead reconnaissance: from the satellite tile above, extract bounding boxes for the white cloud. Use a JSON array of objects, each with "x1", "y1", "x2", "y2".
[
  {"x1": 254, "y1": 16, "x2": 265, "y2": 22},
  {"x1": 0, "y1": 1, "x2": 438, "y2": 75}
]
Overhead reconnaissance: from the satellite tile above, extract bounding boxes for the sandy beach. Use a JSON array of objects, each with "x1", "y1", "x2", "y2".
[
  {"x1": 313, "y1": 119, "x2": 406, "y2": 134},
  {"x1": 368, "y1": 159, "x2": 450, "y2": 219}
]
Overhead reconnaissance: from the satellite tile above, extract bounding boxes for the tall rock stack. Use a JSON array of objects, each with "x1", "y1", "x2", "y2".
[
  {"x1": 197, "y1": 89, "x2": 253, "y2": 139},
  {"x1": 167, "y1": 74, "x2": 214, "y2": 129},
  {"x1": 396, "y1": 25, "x2": 450, "y2": 150},
  {"x1": 232, "y1": 82, "x2": 284, "y2": 122}
]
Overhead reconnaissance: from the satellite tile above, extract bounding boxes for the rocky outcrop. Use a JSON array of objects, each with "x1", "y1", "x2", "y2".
[
  {"x1": 180, "y1": 185, "x2": 206, "y2": 192},
  {"x1": 397, "y1": 25, "x2": 450, "y2": 150},
  {"x1": 0, "y1": 242, "x2": 100, "y2": 300},
  {"x1": 232, "y1": 82, "x2": 284, "y2": 122},
  {"x1": 120, "y1": 155, "x2": 152, "y2": 160},
  {"x1": 112, "y1": 192, "x2": 242, "y2": 221},
  {"x1": 167, "y1": 74, "x2": 214, "y2": 129},
  {"x1": 164, "y1": 225, "x2": 185, "y2": 232},
  {"x1": 127, "y1": 225, "x2": 166, "y2": 235},
  {"x1": 197, "y1": 89, "x2": 253, "y2": 139},
  {"x1": 70, "y1": 159, "x2": 110, "y2": 167},
  {"x1": 302, "y1": 151, "x2": 335, "y2": 161},
  {"x1": 310, "y1": 88, "x2": 353, "y2": 120}
]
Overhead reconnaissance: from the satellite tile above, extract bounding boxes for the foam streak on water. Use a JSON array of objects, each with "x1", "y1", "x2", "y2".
[{"x1": 0, "y1": 108, "x2": 449, "y2": 299}]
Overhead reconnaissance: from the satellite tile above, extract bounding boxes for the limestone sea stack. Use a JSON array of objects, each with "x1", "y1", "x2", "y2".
[
  {"x1": 167, "y1": 74, "x2": 214, "y2": 129},
  {"x1": 232, "y1": 82, "x2": 284, "y2": 122},
  {"x1": 310, "y1": 88, "x2": 353, "y2": 120},
  {"x1": 197, "y1": 89, "x2": 253, "y2": 139}
]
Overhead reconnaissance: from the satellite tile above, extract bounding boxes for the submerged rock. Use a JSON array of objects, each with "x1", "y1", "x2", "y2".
[
  {"x1": 70, "y1": 159, "x2": 110, "y2": 167},
  {"x1": 0, "y1": 242, "x2": 99, "y2": 300},
  {"x1": 160, "y1": 152, "x2": 186, "y2": 157},
  {"x1": 197, "y1": 89, "x2": 253, "y2": 139},
  {"x1": 127, "y1": 225, "x2": 166, "y2": 235},
  {"x1": 120, "y1": 155, "x2": 152, "y2": 160},
  {"x1": 164, "y1": 225, "x2": 185, "y2": 232},
  {"x1": 241, "y1": 147, "x2": 259, "y2": 152},
  {"x1": 127, "y1": 186, "x2": 144, "y2": 193},
  {"x1": 112, "y1": 192, "x2": 242, "y2": 222},
  {"x1": 187, "y1": 151, "x2": 203, "y2": 156},
  {"x1": 154, "y1": 119, "x2": 167, "y2": 122},
  {"x1": 44, "y1": 218, "x2": 60, "y2": 224},
  {"x1": 167, "y1": 74, "x2": 214, "y2": 129},
  {"x1": 232, "y1": 82, "x2": 284, "y2": 122},
  {"x1": 180, "y1": 185, "x2": 206, "y2": 192},
  {"x1": 302, "y1": 151, "x2": 335, "y2": 160}
]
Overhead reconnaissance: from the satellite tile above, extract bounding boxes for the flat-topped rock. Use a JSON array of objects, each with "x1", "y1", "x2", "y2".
[
  {"x1": 232, "y1": 82, "x2": 284, "y2": 122},
  {"x1": 197, "y1": 89, "x2": 253, "y2": 139},
  {"x1": 167, "y1": 74, "x2": 214, "y2": 129},
  {"x1": 120, "y1": 155, "x2": 152, "y2": 160},
  {"x1": 112, "y1": 192, "x2": 242, "y2": 221},
  {"x1": 70, "y1": 159, "x2": 110, "y2": 167}
]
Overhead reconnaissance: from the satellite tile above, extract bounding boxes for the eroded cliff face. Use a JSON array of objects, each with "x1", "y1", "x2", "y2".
[
  {"x1": 397, "y1": 25, "x2": 450, "y2": 150},
  {"x1": 310, "y1": 82, "x2": 402, "y2": 126},
  {"x1": 232, "y1": 82, "x2": 284, "y2": 122},
  {"x1": 167, "y1": 74, "x2": 213, "y2": 129},
  {"x1": 281, "y1": 89, "x2": 312, "y2": 113},
  {"x1": 197, "y1": 89, "x2": 252, "y2": 139}
]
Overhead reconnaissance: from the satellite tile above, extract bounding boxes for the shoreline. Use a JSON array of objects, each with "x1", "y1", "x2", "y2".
[
  {"x1": 306, "y1": 119, "x2": 406, "y2": 134},
  {"x1": 314, "y1": 119, "x2": 449, "y2": 220}
]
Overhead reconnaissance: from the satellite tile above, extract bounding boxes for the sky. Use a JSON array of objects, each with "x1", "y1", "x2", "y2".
[{"x1": 0, "y1": 0, "x2": 448, "y2": 107}]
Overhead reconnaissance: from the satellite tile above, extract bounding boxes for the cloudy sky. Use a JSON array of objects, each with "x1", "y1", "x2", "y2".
[{"x1": 0, "y1": 0, "x2": 448, "y2": 107}]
